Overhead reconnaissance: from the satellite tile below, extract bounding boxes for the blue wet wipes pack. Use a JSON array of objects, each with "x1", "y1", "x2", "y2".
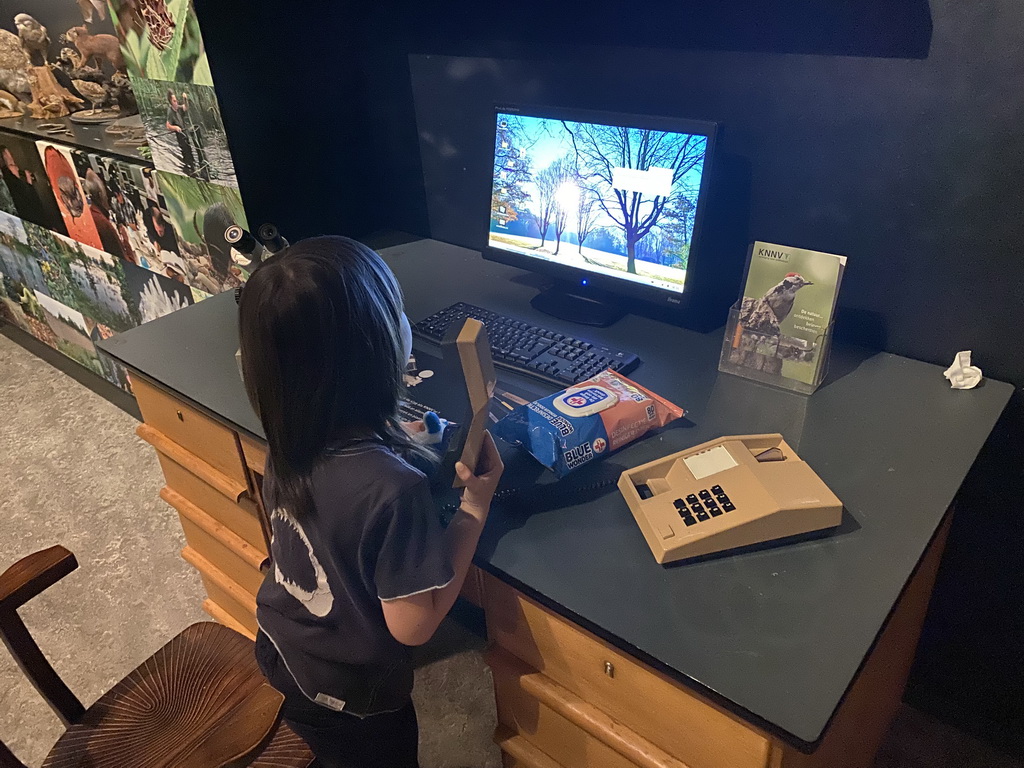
[{"x1": 491, "y1": 371, "x2": 685, "y2": 478}]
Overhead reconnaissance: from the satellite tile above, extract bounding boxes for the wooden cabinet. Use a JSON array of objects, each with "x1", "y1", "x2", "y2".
[
  {"x1": 133, "y1": 376, "x2": 947, "y2": 768},
  {"x1": 135, "y1": 376, "x2": 484, "y2": 643},
  {"x1": 133, "y1": 377, "x2": 249, "y2": 487},
  {"x1": 481, "y1": 517, "x2": 951, "y2": 768},
  {"x1": 134, "y1": 375, "x2": 267, "y2": 639},
  {"x1": 483, "y1": 574, "x2": 770, "y2": 768}
]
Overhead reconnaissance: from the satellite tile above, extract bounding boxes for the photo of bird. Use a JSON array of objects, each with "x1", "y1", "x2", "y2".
[
  {"x1": 738, "y1": 272, "x2": 813, "y2": 334},
  {"x1": 14, "y1": 14, "x2": 50, "y2": 67}
]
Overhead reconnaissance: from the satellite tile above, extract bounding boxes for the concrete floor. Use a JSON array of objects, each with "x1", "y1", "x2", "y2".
[{"x1": 1, "y1": 332, "x2": 1021, "y2": 768}]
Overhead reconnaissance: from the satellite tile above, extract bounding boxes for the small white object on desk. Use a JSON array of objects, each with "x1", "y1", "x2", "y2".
[
  {"x1": 944, "y1": 351, "x2": 983, "y2": 390},
  {"x1": 683, "y1": 445, "x2": 739, "y2": 480}
]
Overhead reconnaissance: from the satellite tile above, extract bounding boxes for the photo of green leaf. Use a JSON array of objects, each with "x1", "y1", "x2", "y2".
[{"x1": 109, "y1": 0, "x2": 213, "y2": 86}]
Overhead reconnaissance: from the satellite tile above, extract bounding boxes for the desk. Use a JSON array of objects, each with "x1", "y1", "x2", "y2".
[{"x1": 99, "y1": 238, "x2": 1012, "y2": 768}]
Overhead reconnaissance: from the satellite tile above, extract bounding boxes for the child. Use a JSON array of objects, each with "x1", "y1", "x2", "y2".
[{"x1": 238, "y1": 236, "x2": 503, "y2": 768}]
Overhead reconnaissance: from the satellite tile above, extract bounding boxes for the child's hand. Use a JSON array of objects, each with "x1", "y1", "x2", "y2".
[
  {"x1": 456, "y1": 432, "x2": 504, "y2": 522},
  {"x1": 402, "y1": 412, "x2": 446, "y2": 445}
]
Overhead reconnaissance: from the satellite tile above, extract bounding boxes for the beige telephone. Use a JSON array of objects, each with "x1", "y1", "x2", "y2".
[{"x1": 618, "y1": 434, "x2": 842, "y2": 564}]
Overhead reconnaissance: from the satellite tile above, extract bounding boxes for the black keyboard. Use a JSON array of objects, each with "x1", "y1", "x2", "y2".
[{"x1": 411, "y1": 302, "x2": 641, "y2": 387}]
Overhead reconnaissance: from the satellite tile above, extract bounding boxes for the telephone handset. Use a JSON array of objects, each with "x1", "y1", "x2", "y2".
[{"x1": 435, "y1": 318, "x2": 496, "y2": 490}]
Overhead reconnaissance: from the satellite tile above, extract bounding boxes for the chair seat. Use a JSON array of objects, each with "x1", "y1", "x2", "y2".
[{"x1": 42, "y1": 622, "x2": 313, "y2": 768}]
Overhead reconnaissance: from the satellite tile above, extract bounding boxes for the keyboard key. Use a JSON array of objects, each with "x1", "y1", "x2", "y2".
[
  {"x1": 699, "y1": 490, "x2": 712, "y2": 500},
  {"x1": 711, "y1": 485, "x2": 723, "y2": 495},
  {"x1": 686, "y1": 494, "x2": 698, "y2": 503},
  {"x1": 723, "y1": 502, "x2": 735, "y2": 512},
  {"x1": 695, "y1": 509, "x2": 710, "y2": 522},
  {"x1": 673, "y1": 498, "x2": 687, "y2": 510},
  {"x1": 709, "y1": 507, "x2": 723, "y2": 517},
  {"x1": 681, "y1": 515, "x2": 697, "y2": 527},
  {"x1": 716, "y1": 494, "x2": 729, "y2": 504}
]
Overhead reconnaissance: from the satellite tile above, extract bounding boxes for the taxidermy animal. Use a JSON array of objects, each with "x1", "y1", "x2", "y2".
[
  {"x1": 0, "y1": 30, "x2": 30, "y2": 100},
  {"x1": 738, "y1": 273, "x2": 814, "y2": 334},
  {"x1": 77, "y1": 0, "x2": 107, "y2": 23},
  {"x1": 14, "y1": 14, "x2": 49, "y2": 66},
  {"x1": 109, "y1": 72, "x2": 136, "y2": 113},
  {"x1": 49, "y1": 64, "x2": 87, "y2": 104},
  {"x1": 37, "y1": 93, "x2": 66, "y2": 119},
  {"x1": 72, "y1": 78, "x2": 106, "y2": 108},
  {"x1": 66, "y1": 26, "x2": 125, "y2": 72},
  {"x1": 0, "y1": 89, "x2": 26, "y2": 114},
  {"x1": 56, "y1": 45, "x2": 80, "y2": 70}
]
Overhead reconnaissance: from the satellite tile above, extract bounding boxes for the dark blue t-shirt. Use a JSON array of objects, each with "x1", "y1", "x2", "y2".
[{"x1": 257, "y1": 440, "x2": 453, "y2": 716}]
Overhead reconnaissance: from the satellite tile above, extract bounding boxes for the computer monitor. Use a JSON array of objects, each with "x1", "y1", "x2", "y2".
[{"x1": 485, "y1": 104, "x2": 717, "y2": 326}]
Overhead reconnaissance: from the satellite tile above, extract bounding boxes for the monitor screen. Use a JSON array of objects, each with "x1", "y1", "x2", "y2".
[{"x1": 488, "y1": 108, "x2": 712, "y2": 297}]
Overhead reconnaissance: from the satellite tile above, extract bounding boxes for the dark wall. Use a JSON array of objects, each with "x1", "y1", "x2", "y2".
[
  {"x1": 408, "y1": 40, "x2": 1024, "y2": 380},
  {"x1": 202, "y1": 0, "x2": 1023, "y2": 752},
  {"x1": 193, "y1": 0, "x2": 369, "y2": 241}
]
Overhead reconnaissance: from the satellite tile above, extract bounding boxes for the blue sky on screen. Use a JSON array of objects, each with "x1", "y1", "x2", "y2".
[{"x1": 498, "y1": 113, "x2": 706, "y2": 235}]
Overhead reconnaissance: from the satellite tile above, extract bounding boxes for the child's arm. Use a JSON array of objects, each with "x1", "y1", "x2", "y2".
[{"x1": 380, "y1": 433, "x2": 503, "y2": 646}]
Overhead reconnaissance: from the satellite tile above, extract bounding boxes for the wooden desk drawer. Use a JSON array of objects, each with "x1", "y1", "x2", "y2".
[
  {"x1": 498, "y1": 732, "x2": 564, "y2": 768},
  {"x1": 203, "y1": 580, "x2": 258, "y2": 638},
  {"x1": 184, "y1": 546, "x2": 258, "y2": 637},
  {"x1": 491, "y1": 651, "x2": 646, "y2": 768},
  {"x1": 239, "y1": 432, "x2": 268, "y2": 475},
  {"x1": 158, "y1": 453, "x2": 267, "y2": 554},
  {"x1": 203, "y1": 598, "x2": 256, "y2": 641},
  {"x1": 134, "y1": 377, "x2": 248, "y2": 486},
  {"x1": 483, "y1": 575, "x2": 771, "y2": 768},
  {"x1": 165, "y1": 487, "x2": 265, "y2": 596}
]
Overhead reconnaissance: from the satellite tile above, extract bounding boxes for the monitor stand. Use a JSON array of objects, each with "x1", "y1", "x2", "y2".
[{"x1": 530, "y1": 283, "x2": 626, "y2": 328}]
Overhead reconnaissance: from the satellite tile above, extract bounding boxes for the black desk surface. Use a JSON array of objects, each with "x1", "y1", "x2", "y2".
[{"x1": 98, "y1": 238, "x2": 1013, "y2": 748}]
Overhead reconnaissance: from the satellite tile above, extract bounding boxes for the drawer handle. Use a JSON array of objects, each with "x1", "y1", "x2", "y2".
[
  {"x1": 176, "y1": 410, "x2": 184, "y2": 422},
  {"x1": 604, "y1": 661, "x2": 615, "y2": 678}
]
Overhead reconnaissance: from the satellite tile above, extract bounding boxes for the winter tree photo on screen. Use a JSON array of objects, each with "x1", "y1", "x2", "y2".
[{"x1": 489, "y1": 112, "x2": 707, "y2": 294}]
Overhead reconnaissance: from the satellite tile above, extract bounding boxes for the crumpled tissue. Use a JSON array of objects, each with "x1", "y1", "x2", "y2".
[{"x1": 944, "y1": 351, "x2": 983, "y2": 390}]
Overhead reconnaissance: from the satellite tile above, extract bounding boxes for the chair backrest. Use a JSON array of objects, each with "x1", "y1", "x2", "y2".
[
  {"x1": 0, "y1": 546, "x2": 85, "y2": 726},
  {"x1": 0, "y1": 547, "x2": 290, "y2": 768}
]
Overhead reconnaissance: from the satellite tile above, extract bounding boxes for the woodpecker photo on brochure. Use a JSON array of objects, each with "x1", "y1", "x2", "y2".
[{"x1": 729, "y1": 241, "x2": 846, "y2": 385}]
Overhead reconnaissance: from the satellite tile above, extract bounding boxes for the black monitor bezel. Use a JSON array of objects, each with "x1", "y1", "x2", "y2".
[{"x1": 483, "y1": 103, "x2": 718, "y2": 312}]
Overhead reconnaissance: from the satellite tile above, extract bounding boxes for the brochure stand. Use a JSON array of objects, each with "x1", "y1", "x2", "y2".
[{"x1": 718, "y1": 301, "x2": 834, "y2": 395}]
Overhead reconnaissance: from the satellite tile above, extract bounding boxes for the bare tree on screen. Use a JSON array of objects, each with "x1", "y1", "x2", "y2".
[
  {"x1": 562, "y1": 121, "x2": 706, "y2": 274},
  {"x1": 540, "y1": 156, "x2": 573, "y2": 250},
  {"x1": 576, "y1": 184, "x2": 600, "y2": 254}
]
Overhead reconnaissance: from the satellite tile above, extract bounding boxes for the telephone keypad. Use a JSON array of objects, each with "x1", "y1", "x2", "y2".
[{"x1": 674, "y1": 486, "x2": 735, "y2": 526}]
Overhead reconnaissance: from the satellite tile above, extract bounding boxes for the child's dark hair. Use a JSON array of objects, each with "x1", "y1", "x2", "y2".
[{"x1": 239, "y1": 236, "x2": 430, "y2": 519}]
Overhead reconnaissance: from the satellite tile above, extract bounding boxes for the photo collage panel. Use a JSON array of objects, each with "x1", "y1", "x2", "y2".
[{"x1": 0, "y1": 1, "x2": 247, "y2": 393}]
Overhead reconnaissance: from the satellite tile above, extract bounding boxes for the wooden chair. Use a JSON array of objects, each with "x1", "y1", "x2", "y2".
[{"x1": 0, "y1": 546, "x2": 314, "y2": 768}]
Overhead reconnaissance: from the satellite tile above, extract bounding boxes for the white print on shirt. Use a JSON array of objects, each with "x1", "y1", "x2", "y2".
[{"x1": 272, "y1": 506, "x2": 334, "y2": 618}]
